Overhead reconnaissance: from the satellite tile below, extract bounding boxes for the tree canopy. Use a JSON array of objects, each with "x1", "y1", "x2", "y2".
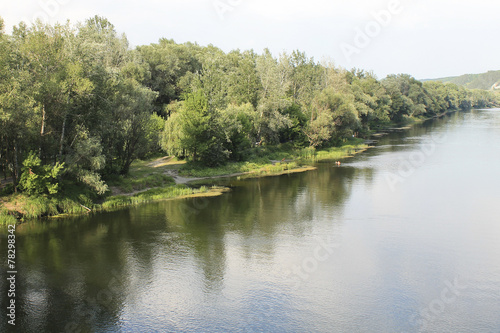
[{"x1": 0, "y1": 16, "x2": 498, "y2": 196}]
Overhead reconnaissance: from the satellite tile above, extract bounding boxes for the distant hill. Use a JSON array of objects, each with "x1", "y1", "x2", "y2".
[{"x1": 422, "y1": 70, "x2": 500, "y2": 90}]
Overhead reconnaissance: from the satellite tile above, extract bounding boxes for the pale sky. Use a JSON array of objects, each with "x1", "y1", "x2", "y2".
[{"x1": 1, "y1": 0, "x2": 498, "y2": 79}]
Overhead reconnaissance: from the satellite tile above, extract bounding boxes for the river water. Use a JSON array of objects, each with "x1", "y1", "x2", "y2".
[{"x1": 2, "y1": 109, "x2": 500, "y2": 332}]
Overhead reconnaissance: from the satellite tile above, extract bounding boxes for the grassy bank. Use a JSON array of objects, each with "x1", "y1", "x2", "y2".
[
  {"x1": 180, "y1": 138, "x2": 368, "y2": 178},
  {"x1": 106, "y1": 157, "x2": 182, "y2": 194},
  {"x1": 0, "y1": 209, "x2": 18, "y2": 225},
  {"x1": 0, "y1": 184, "x2": 225, "y2": 224},
  {"x1": 179, "y1": 160, "x2": 302, "y2": 178},
  {"x1": 306, "y1": 141, "x2": 369, "y2": 162},
  {"x1": 99, "y1": 185, "x2": 227, "y2": 211},
  {"x1": 0, "y1": 139, "x2": 368, "y2": 224}
]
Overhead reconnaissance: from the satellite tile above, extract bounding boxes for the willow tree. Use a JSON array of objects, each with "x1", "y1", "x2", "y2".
[{"x1": 161, "y1": 91, "x2": 226, "y2": 166}]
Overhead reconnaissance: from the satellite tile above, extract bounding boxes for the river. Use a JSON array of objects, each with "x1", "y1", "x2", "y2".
[{"x1": 1, "y1": 109, "x2": 500, "y2": 332}]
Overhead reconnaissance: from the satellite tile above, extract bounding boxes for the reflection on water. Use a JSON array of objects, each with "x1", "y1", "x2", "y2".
[{"x1": 1, "y1": 109, "x2": 500, "y2": 332}]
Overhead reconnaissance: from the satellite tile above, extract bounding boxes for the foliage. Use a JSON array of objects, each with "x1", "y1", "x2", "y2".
[
  {"x1": 18, "y1": 152, "x2": 64, "y2": 195},
  {"x1": 0, "y1": 16, "x2": 498, "y2": 211},
  {"x1": 65, "y1": 127, "x2": 108, "y2": 194},
  {"x1": 162, "y1": 91, "x2": 228, "y2": 166},
  {"x1": 0, "y1": 209, "x2": 18, "y2": 225}
]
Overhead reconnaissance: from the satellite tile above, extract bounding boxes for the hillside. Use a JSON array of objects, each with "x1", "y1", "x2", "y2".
[{"x1": 422, "y1": 70, "x2": 500, "y2": 90}]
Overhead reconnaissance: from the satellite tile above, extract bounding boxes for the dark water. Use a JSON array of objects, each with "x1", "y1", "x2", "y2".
[{"x1": 2, "y1": 109, "x2": 500, "y2": 332}]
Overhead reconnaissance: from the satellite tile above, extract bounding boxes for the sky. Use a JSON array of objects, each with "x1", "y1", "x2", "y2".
[{"x1": 1, "y1": 0, "x2": 498, "y2": 80}]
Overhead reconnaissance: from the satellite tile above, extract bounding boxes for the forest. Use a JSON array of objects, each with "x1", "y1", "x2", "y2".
[{"x1": 0, "y1": 16, "x2": 498, "y2": 201}]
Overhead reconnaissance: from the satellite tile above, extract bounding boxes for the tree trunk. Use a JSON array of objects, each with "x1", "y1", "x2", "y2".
[
  {"x1": 39, "y1": 104, "x2": 46, "y2": 157},
  {"x1": 13, "y1": 141, "x2": 19, "y2": 193},
  {"x1": 41, "y1": 104, "x2": 46, "y2": 135},
  {"x1": 58, "y1": 113, "x2": 67, "y2": 162},
  {"x1": 1, "y1": 144, "x2": 7, "y2": 180},
  {"x1": 120, "y1": 142, "x2": 131, "y2": 175},
  {"x1": 2, "y1": 157, "x2": 6, "y2": 180}
]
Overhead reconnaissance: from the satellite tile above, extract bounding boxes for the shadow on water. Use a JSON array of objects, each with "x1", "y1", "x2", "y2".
[
  {"x1": 0, "y1": 153, "x2": 376, "y2": 332},
  {"x1": 3, "y1": 109, "x2": 497, "y2": 332}
]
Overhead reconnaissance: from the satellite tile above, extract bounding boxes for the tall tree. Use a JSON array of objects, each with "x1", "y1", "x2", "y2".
[
  {"x1": 138, "y1": 39, "x2": 201, "y2": 115},
  {"x1": 255, "y1": 49, "x2": 292, "y2": 143}
]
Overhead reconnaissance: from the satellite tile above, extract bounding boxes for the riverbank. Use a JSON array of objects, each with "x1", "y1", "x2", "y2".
[
  {"x1": 3, "y1": 107, "x2": 468, "y2": 225},
  {"x1": 1, "y1": 107, "x2": 476, "y2": 225},
  {"x1": 0, "y1": 110, "x2": 472, "y2": 225},
  {"x1": 0, "y1": 139, "x2": 369, "y2": 224},
  {"x1": 0, "y1": 185, "x2": 227, "y2": 223}
]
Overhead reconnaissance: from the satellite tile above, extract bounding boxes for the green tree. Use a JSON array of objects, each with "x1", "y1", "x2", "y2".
[
  {"x1": 162, "y1": 91, "x2": 227, "y2": 166},
  {"x1": 18, "y1": 152, "x2": 64, "y2": 195},
  {"x1": 382, "y1": 74, "x2": 420, "y2": 122},
  {"x1": 226, "y1": 50, "x2": 261, "y2": 108},
  {"x1": 255, "y1": 49, "x2": 292, "y2": 143},
  {"x1": 64, "y1": 127, "x2": 108, "y2": 194},
  {"x1": 279, "y1": 103, "x2": 308, "y2": 146},
  {"x1": 193, "y1": 45, "x2": 230, "y2": 111},
  {"x1": 218, "y1": 103, "x2": 256, "y2": 160},
  {"x1": 304, "y1": 104, "x2": 334, "y2": 147},
  {"x1": 181, "y1": 91, "x2": 227, "y2": 165},
  {"x1": 137, "y1": 38, "x2": 201, "y2": 115},
  {"x1": 0, "y1": 21, "x2": 39, "y2": 190},
  {"x1": 348, "y1": 70, "x2": 391, "y2": 128},
  {"x1": 107, "y1": 78, "x2": 158, "y2": 174},
  {"x1": 287, "y1": 50, "x2": 321, "y2": 108},
  {"x1": 305, "y1": 87, "x2": 360, "y2": 147},
  {"x1": 141, "y1": 113, "x2": 166, "y2": 159}
]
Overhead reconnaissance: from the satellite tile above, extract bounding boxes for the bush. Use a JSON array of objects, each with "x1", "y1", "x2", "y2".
[
  {"x1": 22, "y1": 196, "x2": 59, "y2": 219},
  {"x1": 0, "y1": 210, "x2": 18, "y2": 225},
  {"x1": 18, "y1": 152, "x2": 64, "y2": 196},
  {"x1": 0, "y1": 183, "x2": 14, "y2": 196}
]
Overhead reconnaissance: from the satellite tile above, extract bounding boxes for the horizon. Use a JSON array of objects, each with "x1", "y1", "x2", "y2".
[
  {"x1": 420, "y1": 69, "x2": 500, "y2": 82},
  {"x1": 2, "y1": 0, "x2": 499, "y2": 80}
]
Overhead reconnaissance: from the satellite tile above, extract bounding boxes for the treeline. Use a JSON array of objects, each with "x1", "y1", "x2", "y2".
[{"x1": 0, "y1": 16, "x2": 498, "y2": 196}]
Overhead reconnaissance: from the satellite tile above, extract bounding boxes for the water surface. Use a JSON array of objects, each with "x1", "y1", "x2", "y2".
[{"x1": 2, "y1": 109, "x2": 500, "y2": 332}]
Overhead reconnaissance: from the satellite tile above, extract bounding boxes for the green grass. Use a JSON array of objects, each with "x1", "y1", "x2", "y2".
[
  {"x1": 100, "y1": 185, "x2": 218, "y2": 210},
  {"x1": 0, "y1": 209, "x2": 18, "y2": 225},
  {"x1": 180, "y1": 139, "x2": 367, "y2": 177},
  {"x1": 0, "y1": 157, "x2": 189, "y2": 222},
  {"x1": 312, "y1": 142, "x2": 369, "y2": 162},
  {"x1": 106, "y1": 160, "x2": 175, "y2": 193},
  {"x1": 22, "y1": 196, "x2": 59, "y2": 219},
  {"x1": 180, "y1": 160, "x2": 304, "y2": 178},
  {"x1": 0, "y1": 184, "x2": 219, "y2": 221},
  {"x1": 179, "y1": 161, "x2": 249, "y2": 178},
  {"x1": 1, "y1": 193, "x2": 89, "y2": 220},
  {"x1": 0, "y1": 139, "x2": 369, "y2": 223},
  {"x1": 250, "y1": 161, "x2": 298, "y2": 174}
]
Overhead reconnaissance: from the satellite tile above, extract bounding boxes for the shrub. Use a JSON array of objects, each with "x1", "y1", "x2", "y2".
[
  {"x1": 18, "y1": 152, "x2": 64, "y2": 196},
  {"x1": 0, "y1": 210, "x2": 18, "y2": 225}
]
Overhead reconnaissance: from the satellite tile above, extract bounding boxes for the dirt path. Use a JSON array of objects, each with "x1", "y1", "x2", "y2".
[
  {"x1": 164, "y1": 169, "x2": 249, "y2": 185},
  {"x1": 109, "y1": 186, "x2": 157, "y2": 197},
  {"x1": 111, "y1": 156, "x2": 315, "y2": 196},
  {"x1": 270, "y1": 159, "x2": 294, "y2": 165},
  {"x1": 109, "y1": 156, "x2": 244, "y2": 196},
  {"x1": 147, "y1": 156, "x2": 176, "y2": 168},
  {"x1": 0, "y1": 197, "x2": 22, "y2": 212}
]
